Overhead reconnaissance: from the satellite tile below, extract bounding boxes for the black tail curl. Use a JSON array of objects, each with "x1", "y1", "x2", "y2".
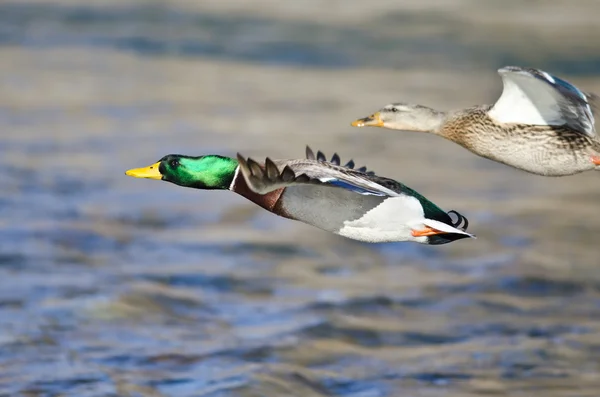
[{"x1": 447, "y1": 210, "x2": 469, "y2": 232}]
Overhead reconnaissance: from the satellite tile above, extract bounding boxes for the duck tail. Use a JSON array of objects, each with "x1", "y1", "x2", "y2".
[
  {"x1": 422, "y1": 218, "x2": 475, "y2": 238},
  {"x1": 420, "y1": 209, "x2": 475, "y2": 245}
]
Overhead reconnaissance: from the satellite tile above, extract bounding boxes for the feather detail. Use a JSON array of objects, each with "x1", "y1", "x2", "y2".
[
  {"x1": 490, "y1": 66, "x2": 596, "y2": 137},
  {"x1": 236, "y1": 153, "x2": 314, "y2": 195},
  {"x1": 330, "y1": 153, "x2": 341, "y2": 166},
  {"x1": 304, "y1": 145, "x2": 374, "y2": 175},
  {"x1": 305, "y1": 146, "x2": 315, "y2": 160},
  {"x1": 237, "y1": 153, "x2": 394, "y2": 197}
]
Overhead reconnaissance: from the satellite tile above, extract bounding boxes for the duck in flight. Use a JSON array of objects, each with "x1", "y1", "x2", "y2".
[
  {"x1": 125, "y1": 146, "x2": 473, "y2": 245},
  {"x1": 351, "y1": 66, "x2": 600, "y2": 176}
]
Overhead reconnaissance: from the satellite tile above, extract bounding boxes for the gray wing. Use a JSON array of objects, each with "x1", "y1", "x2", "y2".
[
  {"x1": 585, "y1": 91, "x2": 600, "y2": 120},
  {"x1": 236, "y1": 154, "x2": 399, "y2": 197},
  {"x1": 489, "y1": 66, "x2": 596, "y2": 137},
  {"x1": 305, "y1": 146, "x2": 375, "y2": 175}
]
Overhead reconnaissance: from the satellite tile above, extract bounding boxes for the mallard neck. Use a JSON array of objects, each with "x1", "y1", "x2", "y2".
[
  {"x1": 221, "y1": 164, "x2": 240, "y2": 191},
  {"x1": 388, "y1": 106, "x2": 449, "y2": 136},
  {"x1": 164, "y1": 155, "x2": 239, "y2": 190},
  {"x1": 409, "y1": 107, "x2": 471, "y2": 141},
  {"x1": 202, "y1": 157, "x2": 239, "y2": 190},
  {"x1": 419, "y1": 109, "x2": 448, "y2": 135}
]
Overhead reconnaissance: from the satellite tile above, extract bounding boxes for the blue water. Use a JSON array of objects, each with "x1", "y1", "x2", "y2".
[{"x1": 1, "y1": 3, "x2": 600, "y2": 74}]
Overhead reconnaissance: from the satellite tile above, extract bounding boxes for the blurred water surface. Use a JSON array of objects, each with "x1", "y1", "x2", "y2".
[{"x1": 2, "y1": 1, "x2": 600, "y2": 396}]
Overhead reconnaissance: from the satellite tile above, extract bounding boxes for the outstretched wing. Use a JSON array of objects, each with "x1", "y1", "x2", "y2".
[
  {"x1": 236, "y1": 153, "x2": 399, "y2": 197},
  {"x1": 305, "y1": 146, "x2": 375, "y2": 175},
  {"x1": 488, "y1": 66, "x2": 596, "y2": 137}
]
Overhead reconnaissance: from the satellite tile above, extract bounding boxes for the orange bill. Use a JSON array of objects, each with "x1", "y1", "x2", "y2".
[{"x1": 350, "y1": 112, "x2": 384, "y2": 127}]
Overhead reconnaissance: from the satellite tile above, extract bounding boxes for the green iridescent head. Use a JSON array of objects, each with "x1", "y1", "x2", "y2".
[{"x1": 125, "y1": 154, "x2": 238, "y2": 190}]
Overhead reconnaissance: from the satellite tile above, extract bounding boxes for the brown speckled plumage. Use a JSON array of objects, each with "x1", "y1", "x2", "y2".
[
  {"x1": 352, "y1": 66, "x2": 600, "y2": 177},
  {"x1": 439, "y1": 105, "x2": 600, "y2": 176}
]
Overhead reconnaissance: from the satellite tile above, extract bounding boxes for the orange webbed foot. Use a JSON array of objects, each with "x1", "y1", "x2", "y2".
[{"x1": 411, "y1": 226, "x2": 446, "y2": 237}]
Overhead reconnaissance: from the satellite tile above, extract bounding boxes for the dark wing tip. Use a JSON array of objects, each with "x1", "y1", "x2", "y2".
[
  {"x1": 303, "y1": 147, "x2": 376, "y2": 175},
  {"x1": 331, "y1": 153, "x2": 341, "y2": 165},
  {"x1": 306, "y1": 146, "x2": 315, "y2": 160},
  {"x1": 236, "y1": 153, "x2": 250, "y2": 172},
  {"x1": 295, "y1": 173, "x2": 311, "y2": 183},
  {"x1": 264, "y1": 157, "x2": 280, "y2": 180},
  {"x1": 281, "y1": 165, "x2": 296, "y2": 182},
  {"x1": 246, "y1": 157, "x2": 264, "y2": 177}
]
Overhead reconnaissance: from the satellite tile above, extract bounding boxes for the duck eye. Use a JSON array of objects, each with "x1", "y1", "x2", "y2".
[
  {"x1": 390, "y1": 108, "x2": 399, "y2": 113},
  {"x1": 169, "y1": 159, "x2": 179, "y2": 167}
]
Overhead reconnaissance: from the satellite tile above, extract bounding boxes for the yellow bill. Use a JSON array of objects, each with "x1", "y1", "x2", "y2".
[
  {"x1": 125, "y1": 162, "x2": 162, "y2": 180},
  {"x1": 351, "y1": 111, "x2": 384, "y2": 127}
]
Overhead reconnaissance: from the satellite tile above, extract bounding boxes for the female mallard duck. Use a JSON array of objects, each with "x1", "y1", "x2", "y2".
[
  {"x1": 125, "y1": 146, "x2": 473, "y2": 245},
  {"x1": 351, "y1": 66, "x2": 600, "y2": 176}
]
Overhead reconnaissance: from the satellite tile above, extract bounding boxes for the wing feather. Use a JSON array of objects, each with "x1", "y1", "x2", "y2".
[
  {"x1": 237, "y1": 154, "x2": 398, "y2": 197},
  {"x1": 330, "y1": 153, "x2": 341, "y2": 165},
  {"x1": 489, "y1": 66, "x2": 596, "y2": 137},
  {"x1": 305, "y1": 145, "x2": 375, "y2": 175},
  {"x1": 237, "y1": 151, "x2": 473, "y2": 235}
]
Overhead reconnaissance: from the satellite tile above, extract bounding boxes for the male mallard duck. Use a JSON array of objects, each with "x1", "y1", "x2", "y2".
[
  {"x1": 125, "y1": 146, "x2": 473, "y2": 245},
  {"x1": 351, "y1": 66, "x2": 600, "y2": 176}
]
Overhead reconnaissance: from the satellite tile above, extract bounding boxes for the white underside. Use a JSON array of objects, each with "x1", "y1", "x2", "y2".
[{"x1": 336, "y1": 195, "x2": 471, "y2": 243}]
